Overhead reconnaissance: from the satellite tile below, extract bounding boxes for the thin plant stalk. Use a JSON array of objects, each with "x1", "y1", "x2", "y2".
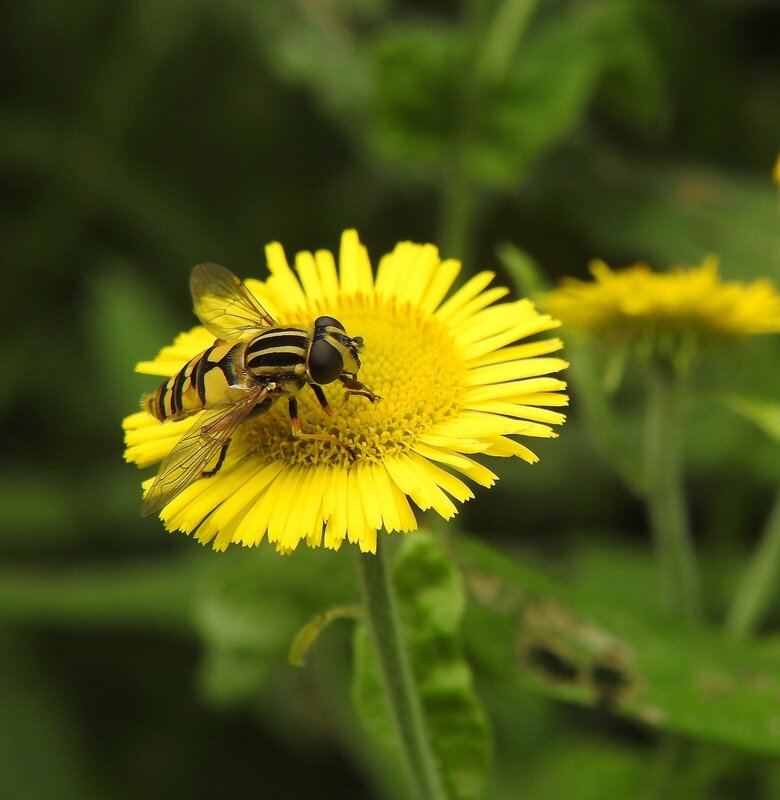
[
  {"x1": 725, "y1": 488, "x2": 780, "y2": 638},
  {"x1": 643, "y1": 364, "x2": 704, "y2": 799},
  {"x1": 569, "y1": 343, "x2": 645, "y2": 495},
  {"x1": 439, "y1": 0, "x2": 539, "y2": 262},
  {"x1": 357, "y1": 542, "x2": 448, "y2": 800},
  {"x1": 642, "y1": 363, "x2": 702, "y2": 622}
]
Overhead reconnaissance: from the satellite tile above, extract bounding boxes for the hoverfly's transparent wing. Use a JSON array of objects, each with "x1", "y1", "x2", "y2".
[
  {"x1": 141, "y1": 386, "x2": 266, "y2": 517},
  {"x1": 191, "y1": 263, "x2": 278, "y2": 340}
]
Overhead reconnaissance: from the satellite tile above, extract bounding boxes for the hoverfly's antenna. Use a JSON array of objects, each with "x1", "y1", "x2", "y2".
[{"x1": 352, "y1": 322, "x2": 378, "y2": 341}]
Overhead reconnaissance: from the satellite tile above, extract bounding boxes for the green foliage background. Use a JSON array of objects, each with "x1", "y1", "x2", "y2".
[{"x1": 1, "y1": 0, "x2": 779, "y2": 798}]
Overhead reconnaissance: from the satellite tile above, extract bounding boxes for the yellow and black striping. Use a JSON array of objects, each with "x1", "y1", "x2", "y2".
[
  {"x1": 245, "y1": 328, "x2": 309, "y2": 375},
  {"x1": 146, "y1": 341, "x2": 241, "y2": 421}
]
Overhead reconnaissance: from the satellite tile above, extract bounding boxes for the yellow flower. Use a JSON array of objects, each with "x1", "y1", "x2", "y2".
[
  {"x1": 124, "y1": 230, "x2": 568, "y2": 553},
  {"x1": 544, "y1": 257, "x2": 780, "y2": 352}
]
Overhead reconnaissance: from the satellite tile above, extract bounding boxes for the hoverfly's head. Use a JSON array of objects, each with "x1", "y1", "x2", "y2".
[{"x1": 309, "y1": 316, "x2": 363, "y2": 385}]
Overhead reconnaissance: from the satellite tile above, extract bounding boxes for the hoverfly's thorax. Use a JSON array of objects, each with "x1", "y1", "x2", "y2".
[{"x1": 243, "y1": 326, "x2": 310, "y2": 383}]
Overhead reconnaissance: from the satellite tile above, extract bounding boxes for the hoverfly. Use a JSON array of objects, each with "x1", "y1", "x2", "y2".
[{"x1": 141, "y1": 263, "x2": 380, "y2": 516}]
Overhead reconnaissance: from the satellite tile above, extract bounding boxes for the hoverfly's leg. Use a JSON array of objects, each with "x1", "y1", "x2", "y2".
[
  {"x1": 339, "y1": 374, "x2": 381, "y2": 402},
  {"x1": 202, "y1": 438, "x2": 231, "y2": 477},
  {"x1": 309, "y1": 383, "x2": 334, "y2": 416},
  {"x1": 288, "y1": 397, "x2": 354, "y2": 457},
  {"x1": 333, "y1": 374, "x2": 381, "y2": 415}
]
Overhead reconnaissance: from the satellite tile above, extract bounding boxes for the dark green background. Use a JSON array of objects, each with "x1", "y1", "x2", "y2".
[{"x1": 1, "y1": 1, "x2": 779, "y2": 798}]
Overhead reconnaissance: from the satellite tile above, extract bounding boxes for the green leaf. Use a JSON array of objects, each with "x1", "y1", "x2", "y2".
[
  {"x1": 371, "y1": 13, "x2": 604, "y2": 188},
  {"x1": 371, "y1": 25, "x2": 468, "y2": 177},
  {"x1": 194, "y1": 547, "x2": 355, "y2": 704},
  {"x1": 456, "y1": 535, "x2": 780, "y2": 756},
  {"x1": 289, "y1": 604, "x2": 363, "y2": 667},
  {"x1": 590, "y1": 0, "x2": 671, "y2": 134},
  {"x1": 84, "y1": 263, "x2": 175, "y2": 416},
  {"x1": 521, "y1": 735, "x2": 648, "y2": 800},
  {"x1": 196, "y1": 563, "x2": 318, "y2": 703},
  {"x1": 353, "y1": 533, "x2": 492, "y2": 800},
  {"x1": 467, "y1": 10, "x2": 604, "y2": 188},
  {"x1": 496, "y1": 241, "x2": 552, "y2": 297},
  {"x1": 372, "y1": 2, "x2": 667, "y2": 189},
  {"x1": 722, "y1": 394, "x2": 780, "y2": 444},
  {"x1": 241, "y1": 0, "x2": 382, "y2": 117}
]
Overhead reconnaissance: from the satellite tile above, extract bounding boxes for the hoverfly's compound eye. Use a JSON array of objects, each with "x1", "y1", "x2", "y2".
[
  {"x1": 314, "y1": 315, "x2": 345, "y2": 333},
  {"x1": 309, "y1": 339, "x2": 344, "y2": 384}
]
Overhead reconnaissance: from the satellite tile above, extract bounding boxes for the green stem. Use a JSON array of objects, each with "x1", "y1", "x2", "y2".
[
  {"x1": 643, "y1": 365, "x2": 702, "y2": 622},
  {"x1": 570, "y1": 343, "x2": 644, "y2": 495},
  {"x1": 438, "y1": 45, "x2": 480, "y2": 264},
  {"x1": 724, "y1": 488, "x2": 780, "y2": 638},
  {"x1": 643, "y1": 361, "x2": 702, "y2": 796},
  {"x1": 473, "y1": 0, "x2": 537, "y2": 85},
  {"x1": 438, "y1": 0, "x2": 538, "y2": 262},
  {"x1": 357, "y1": 542, "x2": 447, "y2": 800},
  {"x1": 438, "y1": 141, "x2": 478, "y2": 263}
]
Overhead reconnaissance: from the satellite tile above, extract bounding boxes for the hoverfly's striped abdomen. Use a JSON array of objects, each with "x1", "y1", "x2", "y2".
[{"x1": 145, "y1": 341, "x2": 242, "y2": 422}]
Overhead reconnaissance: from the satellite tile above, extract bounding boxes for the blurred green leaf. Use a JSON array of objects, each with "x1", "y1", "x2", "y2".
[
  {"x1": 521, "y1": 735, "x2": 648, "y2": 800},
  {"x1": 686, "y1": 375, "x2": 780, "y2": 484},
  {"x1": 371, "y1": 24, "x2": 467, "y2": 177},
  {"x1": 457, "y1": 535, "x2": 780, "y2": 756},
  {"x1": 0, "y1": 557, "x2": 197, "y2": 631},
  {"x1": 592, "y1": 0, "x2": 672, "y2": 133},
  {"x1": 84, "y1": 263, "x2": 176, "y2": 417},
  {"x1": 238, "y1": 0, "x2": 382, "y2": 117},
  {"x1": 497, "y1": 241, "x2": 552, "y2": 296},
  {"x1": 722, "y1": 395, "x2": 780, "y2": 444},
  {"x1": 195, "y1": 547, "x2": 355, "y2": 704},
  {"x1": 372, "y1": 2, "x2": 669, "y2": 189},
  {"x1": 354, "y1": 533, "x2": 491, "y2": 800},
  {"x1": 467, "y1": 9, "x2": 604, "y2": 187},
  {"x1": 565, "y1": 538, "x2": 661, "y2": 617},
  {"x1": 289, "y1": 604, "x2": 363, "y2": 667},
  {"x1": 371, "y1": 12, "x2": 602, "y2": 188}
]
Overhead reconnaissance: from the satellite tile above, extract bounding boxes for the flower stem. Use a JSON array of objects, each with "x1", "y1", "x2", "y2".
[
  {"x1": 357, "y1": 542, "x2": 447, "y2": 800},
  {"x1": 570, "y1": 343, "x2": 644, "y2": 495},
  {"x1": 724, "y1": 488, "x2": 780, "y2": 638},
  {"x1": 474, "y1": 0, "x2": 537, "y2": 86},
  {"x1": 438, "y1": 0, "x2": 538, "y2": 263},
  {"x1": 643, "y1": 364, "x2": 702, "y2": 622}
]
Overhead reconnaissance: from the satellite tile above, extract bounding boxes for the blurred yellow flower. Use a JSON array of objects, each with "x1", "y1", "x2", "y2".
[
  {"x1": 544, "y1": 257, "x2": 780, "y2": 354},
  {"x1": 124, "y1": 231, "x2": 568, "y2": 553}
]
